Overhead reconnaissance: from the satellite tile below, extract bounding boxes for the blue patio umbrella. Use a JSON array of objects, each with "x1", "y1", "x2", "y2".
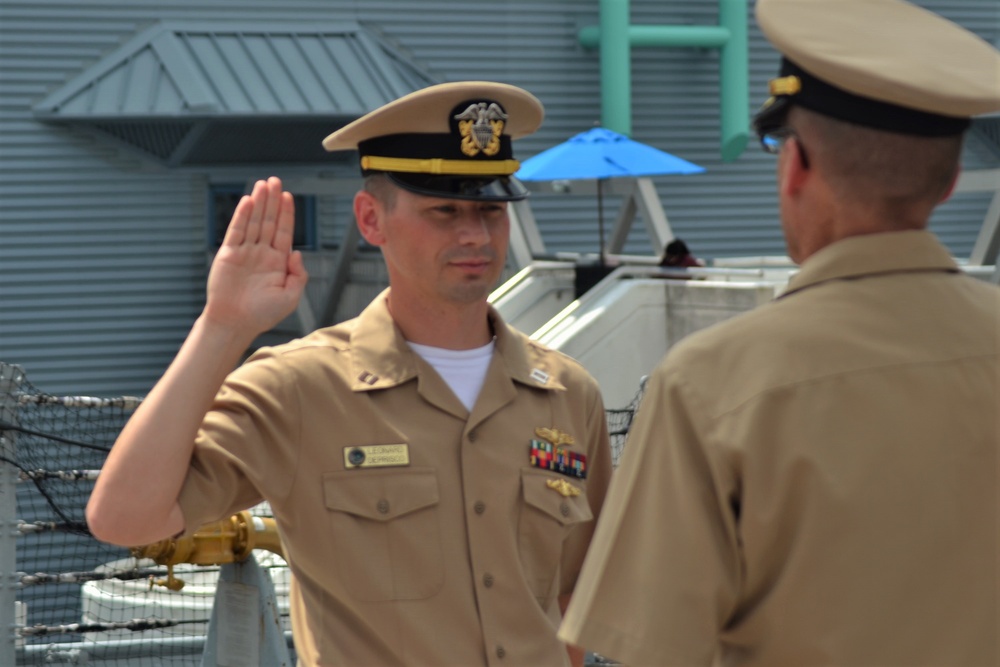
[{"x1": 515, "y1": 127, "x2": 704, "y2": 262}]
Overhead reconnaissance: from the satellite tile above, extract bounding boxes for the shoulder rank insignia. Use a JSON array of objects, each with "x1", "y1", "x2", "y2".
[
  {"x1": 530, "y1": 427, "x2": 586, "y2": 479},
  {"x1": 529, "y1": 368, "x2": 550, "y2": 385}
]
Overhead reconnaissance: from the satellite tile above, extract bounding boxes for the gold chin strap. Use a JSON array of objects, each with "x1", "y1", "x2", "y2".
[
  {"x1": 361, "y1": 155, "x2": 520, "y2": 176},
  {"x1": 769, "y1": 75, "x2": 802, "y2": 97}
]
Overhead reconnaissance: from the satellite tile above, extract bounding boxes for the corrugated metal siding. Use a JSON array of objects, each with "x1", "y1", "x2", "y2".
[{"x1": 1, "y1": 0, "x2": 998, "y2": 396}]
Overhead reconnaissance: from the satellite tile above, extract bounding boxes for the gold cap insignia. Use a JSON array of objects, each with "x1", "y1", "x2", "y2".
[
  {"x1": 769, "y1": 75, "x2": 801, "y2": 97},
  {"x1": 454, "y1": 102, "x2": 506, "y2": 156}
]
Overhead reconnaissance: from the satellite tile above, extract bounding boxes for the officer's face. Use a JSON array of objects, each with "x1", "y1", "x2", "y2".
[{"x1": 357, "y1": 186, "x2": 510, "y2": 305}]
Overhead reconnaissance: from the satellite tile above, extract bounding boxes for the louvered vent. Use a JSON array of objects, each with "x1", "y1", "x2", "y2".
[{"x1": 92, "y1": 120, "x2": 195, "y2": 161}]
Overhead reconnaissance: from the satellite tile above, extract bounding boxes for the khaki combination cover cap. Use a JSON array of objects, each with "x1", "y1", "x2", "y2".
[
  {"x1": 755, "y1": 0, "x2": 1000, "y2": 130},
  {"x1": 323, "y1": 81, "x2": 543, "y2": 152},
  {"x1": 321, "y1": 81, "x2": 543, "y2": 201}
]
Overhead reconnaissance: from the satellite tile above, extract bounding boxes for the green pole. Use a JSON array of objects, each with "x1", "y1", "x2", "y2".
[
  {"x1": 599, "y1": 0, "x2": 631, "y2": 136},
  {"x1": 579, "y1": 0, "x2": 750, "y2": 161},
  {"x1": 719, "y1": 0, "x2": 750, "y2": 161},
  {"x1": 580, "y1": 25, "x2": 730, "y2": 49}
]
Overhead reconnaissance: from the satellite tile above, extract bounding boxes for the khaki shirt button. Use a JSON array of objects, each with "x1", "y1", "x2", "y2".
[
  {"x1": 468, "y1": 431, "x2": 477, "y2": 442},
  {"x1": 560, "y1": 502, "x2": 570, "y2": 517},
  {"x1": 474, "y1": 501, "x2": 486, "y2": 514},
  {"x1": 376, "y1": 499, "x2": 390, "y2": 514},
  {"x1": 496, "y1": 645, "x2": 506, "y2": 659},
  {"x1": 483, "y1": 573, "x2": 494, "y2": 588}
]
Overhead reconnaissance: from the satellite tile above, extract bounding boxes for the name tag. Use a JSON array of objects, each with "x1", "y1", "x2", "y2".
[{"x1": 343, "y1": 444, "x2": 410, "y2": 469}]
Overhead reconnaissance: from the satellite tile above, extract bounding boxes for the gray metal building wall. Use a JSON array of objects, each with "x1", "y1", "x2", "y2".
[{"x1": 1, "y1": 0, "x2": 997, "y2": 395}]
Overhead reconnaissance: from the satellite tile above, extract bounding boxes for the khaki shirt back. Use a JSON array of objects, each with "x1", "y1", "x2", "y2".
[{"x1": 562, "y1": 231, "x2": 999, "y2": 666}]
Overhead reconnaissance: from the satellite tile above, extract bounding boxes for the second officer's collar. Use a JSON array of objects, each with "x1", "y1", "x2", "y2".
[{"x1": 780, "y1": 230, "x2": 959, "y2": 300}]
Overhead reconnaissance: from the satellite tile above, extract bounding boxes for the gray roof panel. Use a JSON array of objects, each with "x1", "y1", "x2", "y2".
[
  {"x1": 34, "y1": 20, "x2": 436, "y2": 119},
  {"x1": 31, "y1": 20, "x2": 438, "y2": 165}
]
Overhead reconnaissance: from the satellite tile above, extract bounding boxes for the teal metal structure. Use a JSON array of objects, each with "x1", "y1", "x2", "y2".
[{"x1": 579, "y1": 0, "x2": 750, "y2": 161}]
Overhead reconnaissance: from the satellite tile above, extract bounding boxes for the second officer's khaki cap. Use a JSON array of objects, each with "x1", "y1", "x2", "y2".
[{"x1": 753, "y1": 0, "x2": 1000, "y2": 137}]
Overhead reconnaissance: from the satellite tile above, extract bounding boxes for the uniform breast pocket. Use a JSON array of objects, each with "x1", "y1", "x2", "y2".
[
  {"x1": 323, "y1": 467, "x2": 444, "y2": 602},
  {"x1": 518, "y1": 467, "x2": 593, "y2": 604}
]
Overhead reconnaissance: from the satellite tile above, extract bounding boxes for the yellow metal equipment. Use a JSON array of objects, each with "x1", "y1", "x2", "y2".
[{"x1": 131, "y1": 510, "x2": 284, "y2": 591}]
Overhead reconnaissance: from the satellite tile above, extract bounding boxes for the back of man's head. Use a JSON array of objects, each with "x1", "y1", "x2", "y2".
[
  {"x1": 795, "y1": 108, "x2": 964, "y2": 222},
  {"x1": 753, "y1": 0, "x2": 1000, "y2": 221}
]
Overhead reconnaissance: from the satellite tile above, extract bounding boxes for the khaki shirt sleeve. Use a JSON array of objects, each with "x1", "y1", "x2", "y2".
[
  {"x1": 559, "y1": 382, "x2": 614, "y2": 596},
  {"x1": 176, "y1": 352, "x2": 302, "y2": 536},
  {"x1": 558, "y1": 357, "x2": 741, "y2": 665}
]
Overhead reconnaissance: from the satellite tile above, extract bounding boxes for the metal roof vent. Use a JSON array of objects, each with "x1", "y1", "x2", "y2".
[{"x1": 33, "y1": 20, "x2": 438, "y2": 167}]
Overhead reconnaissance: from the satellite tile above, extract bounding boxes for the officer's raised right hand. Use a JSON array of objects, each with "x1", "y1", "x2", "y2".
[{"x1": 204, "y1": 176, "x2": 309, "y2": 337}]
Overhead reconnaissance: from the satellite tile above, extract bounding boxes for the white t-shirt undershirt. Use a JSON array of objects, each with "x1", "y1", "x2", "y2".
[{"x1": 408, "y1": 340, "x2": 495, "y2": 412}]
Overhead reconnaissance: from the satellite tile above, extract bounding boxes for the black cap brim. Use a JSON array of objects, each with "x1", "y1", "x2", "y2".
[
  {"x1": 386, "y1": 173, "x2": 529, "y2": 202},
  {"x1": 752, "y1": 95, "x2": 793, "y2": 136},
  {"x1": 754, "y1": 58, "x2": 970, "y2": 138}
]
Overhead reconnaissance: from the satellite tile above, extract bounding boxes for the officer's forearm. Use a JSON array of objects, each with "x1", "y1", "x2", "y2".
[{"x1": 86, "y1": 314, "x2": 254, "y2": 547}]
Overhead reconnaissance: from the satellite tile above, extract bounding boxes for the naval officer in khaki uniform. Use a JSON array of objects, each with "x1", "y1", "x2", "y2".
[
  {"x1": 560, "y1": 1, "x2": 1000, "y2": 665},
  {"x1": 87, "y1": 81, "x2": 612, "y2": 666}
]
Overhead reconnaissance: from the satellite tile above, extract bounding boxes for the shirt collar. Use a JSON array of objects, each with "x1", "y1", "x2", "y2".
[
  {"x1": 781, "y1": 230, "x2": 959, "y2": 299},
  {"x1": 348, "y1": 288, "x2": 565, "y2": 392}
]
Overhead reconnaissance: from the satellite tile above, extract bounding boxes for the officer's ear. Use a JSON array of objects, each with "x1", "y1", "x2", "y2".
[
  {"x1": 939, "y1": 164, "x2": 961, "y2": 204},
  {"x1": 354, "y1": 190, "x2": 387, "y2": 247},
  {"x1": 780, "y1": 135, "x2": 811, "y2": 199}
]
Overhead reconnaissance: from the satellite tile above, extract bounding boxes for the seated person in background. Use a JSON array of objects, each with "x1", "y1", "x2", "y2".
[{"x1": 659, "y1": 238, "x2": 704, "y2": 268}]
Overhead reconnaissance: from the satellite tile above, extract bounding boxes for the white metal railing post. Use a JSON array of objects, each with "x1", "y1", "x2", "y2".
[
  {"x1": 201, "y1": 558, "x2": 292, "y2": 666},
  {"x1": 0, "y1": 363, "x2": 24, "y2": 666}
]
